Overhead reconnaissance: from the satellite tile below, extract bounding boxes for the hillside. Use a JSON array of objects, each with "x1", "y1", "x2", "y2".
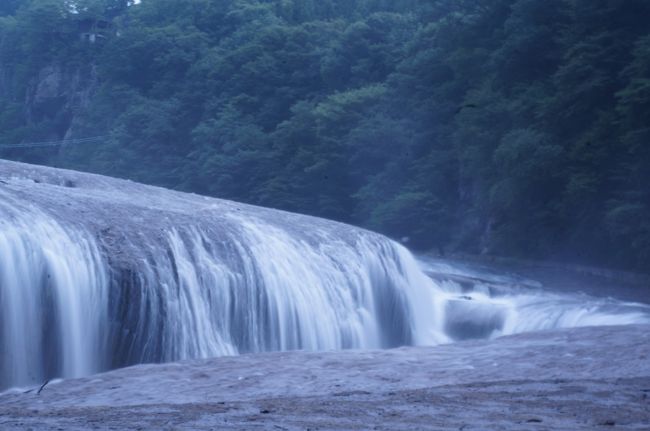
[{"x1": 1, "y1": 0, "x2": 649, "y2": 270}]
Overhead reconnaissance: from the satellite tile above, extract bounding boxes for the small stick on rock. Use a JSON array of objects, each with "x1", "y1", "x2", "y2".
[{"x1": 37, "y1": 379, "x2": 50, "y2": 395}]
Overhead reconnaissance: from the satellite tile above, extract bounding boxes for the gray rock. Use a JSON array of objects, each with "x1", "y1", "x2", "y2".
[{"x1": 0, "y1": 324, "x2": 648, "y2": 430}]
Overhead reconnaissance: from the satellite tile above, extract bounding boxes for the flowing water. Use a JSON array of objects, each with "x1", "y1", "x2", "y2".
[
  {"x1": 0, "y1": 198, "x2": 108, "y2": 387},
  {"x1": 1, "y1": 160, "x2": 648, "y2": 390},
  {"x1": 418, "y1": 259, "x2": 650, "y2": 341}
]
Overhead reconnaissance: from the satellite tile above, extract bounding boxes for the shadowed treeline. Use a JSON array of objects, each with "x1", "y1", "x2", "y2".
[{"x1": 0, "y1": 0, "x2": 649, "y2": 270}]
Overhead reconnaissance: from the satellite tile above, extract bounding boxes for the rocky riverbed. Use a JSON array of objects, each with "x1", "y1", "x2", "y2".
[{"x1": 1, "y1": 324, "x2": 648, "y2": 430}]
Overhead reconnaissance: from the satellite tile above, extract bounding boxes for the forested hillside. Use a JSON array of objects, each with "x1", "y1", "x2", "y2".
[{"x1": 1, "y1": 0, "x2": 649, "y2": 271}]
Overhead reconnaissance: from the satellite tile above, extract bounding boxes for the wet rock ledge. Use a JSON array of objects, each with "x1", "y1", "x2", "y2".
[{"x1": 1, "y1": 324, "x2": 648, "y2": 430}]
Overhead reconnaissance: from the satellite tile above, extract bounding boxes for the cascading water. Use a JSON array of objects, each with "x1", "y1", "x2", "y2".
[
  {"x1": 108, "y1": 222, "x2": 423, "y2": 366},
  {"x1": 419, "y1": 258, "x2": 650, "y2": 341},
  {"x1": 1, "y1": 160, "x2": 648, "y2": 390},
  {"x1": 0, "y1": 198, "x2": 108, "y2": 388}
]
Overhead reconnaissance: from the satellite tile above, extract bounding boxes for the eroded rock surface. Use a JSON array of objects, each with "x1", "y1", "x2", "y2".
[{"x1": 1, "y1": 324, "x2": 648, "y2": 430}]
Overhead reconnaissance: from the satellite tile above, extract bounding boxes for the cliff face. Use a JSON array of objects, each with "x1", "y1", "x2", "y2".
[
  {"x1": 0, "y1": 62, "x2": 8, "y2": 101},
  {"x1": 23, "y1": 64, "x2": 99, "y2": 140}
]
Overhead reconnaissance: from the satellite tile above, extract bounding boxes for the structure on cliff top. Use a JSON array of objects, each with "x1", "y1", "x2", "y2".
[{"x1": 78, "y1": 17, "x2": 113, "y2": 43}]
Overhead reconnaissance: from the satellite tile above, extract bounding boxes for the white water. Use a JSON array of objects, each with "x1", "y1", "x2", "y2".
[
  {"x1": 1, "y1": 183, "x2": 649, "y2": 390},
  {"x1": 113, "y1": 218, "x2": 424, "y2": 364},
  {"x1": 0, "y1": 198, "x2": 108, "y2": 387},
  {"x1": 419, "y1": 259, "x2": 650, "y2": 341}
]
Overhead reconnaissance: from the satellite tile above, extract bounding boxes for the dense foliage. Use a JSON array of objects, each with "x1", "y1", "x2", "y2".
[{"x1": 1, "y1": 0, "x2": 649, "y2": 270}]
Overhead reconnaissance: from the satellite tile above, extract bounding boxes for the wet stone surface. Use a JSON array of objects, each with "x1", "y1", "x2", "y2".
[{"x1": 1, "y1": 324, "x2": 648, "y2": 430}]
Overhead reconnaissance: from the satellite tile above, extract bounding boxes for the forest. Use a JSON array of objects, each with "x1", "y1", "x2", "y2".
[{"x1": 0, "y1": 0, "x2": 649, "y2": 271}]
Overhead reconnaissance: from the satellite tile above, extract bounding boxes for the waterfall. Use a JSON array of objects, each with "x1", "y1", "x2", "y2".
[
  {"x1": 0, "y1": 186, "x2": 448, "y2": 389},
  {"x1": 1, "y1": 160, "x2": 648, "y2": 390},
  {"x1": 0, "y1": 197, "x2": 108, "y2": 388},
  {"x1": 103, "y1": 217, "x2": 444, "y2": 369}
]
